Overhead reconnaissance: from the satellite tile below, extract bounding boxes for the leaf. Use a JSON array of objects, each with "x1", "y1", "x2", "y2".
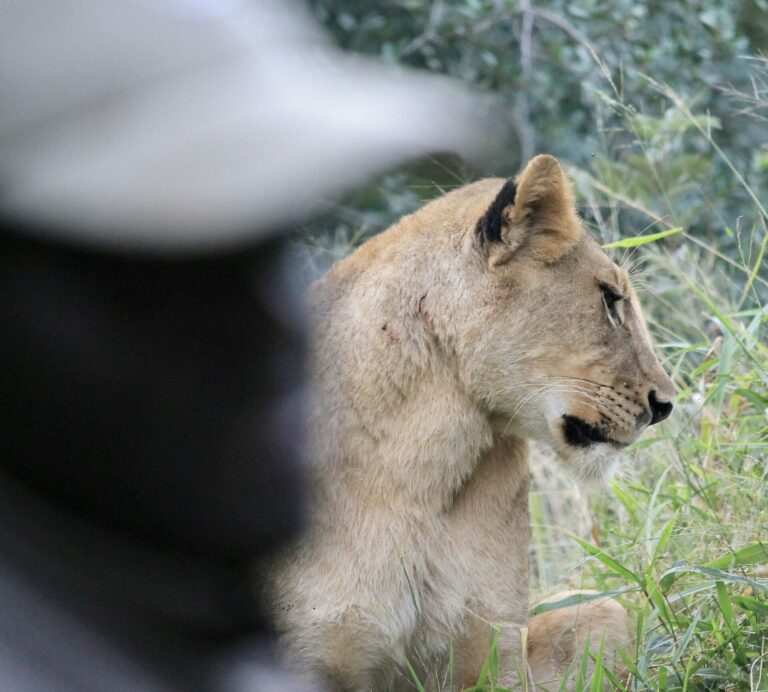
[
  {"x1": 589, "y1": 635, "x2": 605, "y2": 691},
  {"x1": 643, "y1": 465, "x2": 673, "y2": 561},
  {"x1": 716, "y1": 581, "x2": 737, "y2": 633},
  {"x1": 652, "y1": 513, "x2": 678, "y2": 572},
  {"x1": 732, "y1": 595, "x2": 768, "y2": 615},
  {"x1": 708, "y1": 542, "x2": 768, "y2": 569},
  {"x1": 602, "y1": 227, "x2": 683, "y2": 248},
  {"x1": 672, "y1": 610, "x2": 702, "y2": 665},
  {"x1": 645, "y1": 574, "x2": 672, "y2": 627},
  {"x1": 529, "y1": 588, "x2": 635, "y2": 616},
  {"x1": 403, "y1": 656, "x2": 426, "y2": 692},
  {"x1": 618, "y1": 647, "x2": 644, "y2": 684},
  {"x1": 610, "y1": 482, "x2": 639, "y2": 522},
  {"x1": 682, "y1": 274, "x2": 765, "y2": 371},
  {"x1": 734, "y1": 387, "x2": 768, "y2": 409},
  {"x1": 645, "y1": 635, "x2": 674, "y2": 655},
  {"x1": 659, "y1": 562, "x2": 768, "y2": 593},
  {"x1": 474, "y1": 627, "x2": 499, "y2": 688},
  {"x1": 629, "y1": 434, "x2": 672, "y2": 450},
  {"x1": 715, "y1": 581, "x2": 746, "y2": 665},
  {"x1": 567, "y1": 532, "x2": 643, "y2": 584}
]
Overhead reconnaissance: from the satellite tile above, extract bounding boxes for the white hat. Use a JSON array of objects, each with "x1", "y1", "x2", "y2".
[{"x1": 0, "y1": 0, "x2": 486, "y2": 252}]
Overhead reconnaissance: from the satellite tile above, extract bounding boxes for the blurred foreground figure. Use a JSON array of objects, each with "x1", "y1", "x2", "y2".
[{"x1": 0, "y1": 1, "x2": 482, "y2": 689}]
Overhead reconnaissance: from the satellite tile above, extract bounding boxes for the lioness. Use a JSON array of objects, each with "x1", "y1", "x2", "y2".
[{"x1": 272, "y1": 155, "x2": 675, "y2": 690}]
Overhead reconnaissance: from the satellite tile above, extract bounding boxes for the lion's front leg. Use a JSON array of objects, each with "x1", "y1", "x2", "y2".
[
  {"x1": 527, "y1": 590, "x2": 631, "y2": 691},
  {"x1": 437, "y1": 438, "x2": 532, "y2": 689}
]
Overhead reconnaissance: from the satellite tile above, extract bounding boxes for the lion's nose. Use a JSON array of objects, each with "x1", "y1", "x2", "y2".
[{"x1": 648, "y1": 390, "x2": 673, "y2": 425}]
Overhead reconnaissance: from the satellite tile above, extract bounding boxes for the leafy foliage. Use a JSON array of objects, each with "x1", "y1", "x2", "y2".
[{"x1": 302, "y1": 0, "x2": 767, "y2": 256}]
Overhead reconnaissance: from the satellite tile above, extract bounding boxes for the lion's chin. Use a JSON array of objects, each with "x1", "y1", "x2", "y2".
[{"x1": 554, "y1": 442, "x2": 621, "y2": 487}]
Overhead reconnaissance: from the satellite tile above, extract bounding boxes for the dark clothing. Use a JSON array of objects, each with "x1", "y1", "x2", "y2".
[
  {"x1": 0, "y1": 227, "x2": 311, "y2": 690},
  {"x1": 0, "y1": 228, "x2": 306, "y2": 560},
  {"x1": 0, "y1": 474, "x2": 300, "y2": 691}
]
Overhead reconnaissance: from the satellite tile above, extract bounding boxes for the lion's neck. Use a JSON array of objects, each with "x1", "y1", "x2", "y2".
[
  {"x1": 309, "y1": 253, "x2": 524, "y2": 513},
  {"x1": 312, "y1": 359, "x2": 528, "y2": 514}
]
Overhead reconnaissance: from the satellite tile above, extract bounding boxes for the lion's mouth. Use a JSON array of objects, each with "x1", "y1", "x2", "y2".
[{"x1": 561, "y1": 415, "x2": 629, "y2": 449}]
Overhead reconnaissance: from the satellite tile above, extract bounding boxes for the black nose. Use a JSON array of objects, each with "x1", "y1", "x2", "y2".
[{"x1": 648, "y1": 390, "x2": 673, "y2": 425}]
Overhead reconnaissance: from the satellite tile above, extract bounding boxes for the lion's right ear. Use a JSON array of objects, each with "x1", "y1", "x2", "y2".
[{"x1": 476, "y1": 155, "x2": 582, "y2": 266}]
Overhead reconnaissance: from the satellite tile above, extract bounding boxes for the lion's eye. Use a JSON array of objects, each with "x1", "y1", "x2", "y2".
[{"x1": 599, "y1": 282, "x2": 625, "y2": 327}]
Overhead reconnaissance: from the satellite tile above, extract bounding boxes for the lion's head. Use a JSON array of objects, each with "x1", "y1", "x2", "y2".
[{"x1": 437, "y1": 155, "x2": 675, "y2": 483}]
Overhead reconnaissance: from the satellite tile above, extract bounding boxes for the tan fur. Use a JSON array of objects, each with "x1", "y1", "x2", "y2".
[
  {"x1": 527, "y1": 591, "x2": 631, "y2": 689},
  {"x1": 269, "y1": 155, "x2": 674, "y2": 690}
]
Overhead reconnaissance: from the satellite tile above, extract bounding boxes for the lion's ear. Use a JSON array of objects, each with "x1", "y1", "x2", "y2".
[{"x1": 477, "y1": 154, "x2": 582, "y2": 266}]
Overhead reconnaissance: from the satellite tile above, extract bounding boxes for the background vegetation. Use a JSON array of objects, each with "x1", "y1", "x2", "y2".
[{"x1": 299, "y1": 1, "x2": 768, "y2": 688}]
